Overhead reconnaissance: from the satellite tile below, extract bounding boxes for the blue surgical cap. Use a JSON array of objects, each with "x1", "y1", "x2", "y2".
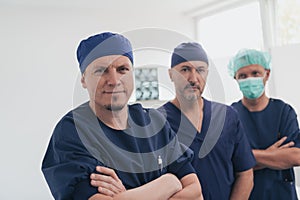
[
  {"x1": 228, "y1": 49, "x2": 271, "y2": 78},
  {"x1": 76, "y1": 32, "x2": 133, "y2": 73},
  {"x1": 171, "y1": 42, "x2": 208, "y2": 68}
]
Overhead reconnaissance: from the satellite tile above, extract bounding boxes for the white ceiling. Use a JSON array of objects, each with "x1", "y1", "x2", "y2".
[{"x1": 0, "y1": 0, "x2": 239, "y2": 17}]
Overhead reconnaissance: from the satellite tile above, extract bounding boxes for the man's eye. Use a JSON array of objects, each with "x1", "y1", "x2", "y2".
[
  {"x1": 238, "y1": 74, "x2": 246, "y2": 79},
  {"x1": 93, "y1": 68, "x2": 105, "y2": 75},
  {"x1": 196, "y1": 68, "x2": 206, "y2": 73},
  {"x1": 252, "y1": 71, "x2": 261, "y2": 76},
  {"x1": 118, "y1": 66, "x2": 129, "y2": 72}
]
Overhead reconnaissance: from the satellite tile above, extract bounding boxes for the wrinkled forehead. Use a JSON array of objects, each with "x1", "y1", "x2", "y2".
[
  {"x1": 173, "y1": 60, "x2": 208, "y2": 69},
  {"x1": 86, "y1": 55, "x2": 133, "y2": 69}
]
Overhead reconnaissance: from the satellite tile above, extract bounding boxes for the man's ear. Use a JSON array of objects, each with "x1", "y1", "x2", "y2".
[
  {"x1": 168, "y1": 69, "x2": 174, "y2": 82},
  {"x1": 81, "y1": 74, "x2": 87, "y2": 88},
  {"x1": 265, "y1": 69, "x2": 271, "y2": 79}
]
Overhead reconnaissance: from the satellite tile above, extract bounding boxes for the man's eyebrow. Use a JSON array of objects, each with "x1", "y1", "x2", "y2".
[
  {"x1": 92, "y1": 64, "x2": 111, "y2": 70},
  {"x1": 181, "y1": 65, "x2": 192, "y2": 68},
  {"x1": 195, "y1": 65, "x2": 208, "y2": 68},
  {"x1": 93, "y1": 65, "x2": 107, "y2": 68}
]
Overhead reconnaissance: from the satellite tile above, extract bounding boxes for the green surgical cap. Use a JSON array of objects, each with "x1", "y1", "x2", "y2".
[{"x1": 228, "y1": 49, "x2": 271, "y2": 78}]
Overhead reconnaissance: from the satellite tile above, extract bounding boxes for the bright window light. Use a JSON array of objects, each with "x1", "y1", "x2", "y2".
[
  {"x1": 197, "y1": 2, "x2": 264, "y2": 59},
  {"x1": 277, "y1": 0, "x2": 300, "y2": 45}
]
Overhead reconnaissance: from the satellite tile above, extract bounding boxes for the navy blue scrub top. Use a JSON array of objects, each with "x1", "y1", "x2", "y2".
[
  {"x1": 232, "y1": 98, "x2": 300, "y2": 200},
  {"x1": 42, "y1": 102, "x2": 195, "y2": 200},
  {"x1": 159, "y1": 98, "x2": 256, "y2": 200}
]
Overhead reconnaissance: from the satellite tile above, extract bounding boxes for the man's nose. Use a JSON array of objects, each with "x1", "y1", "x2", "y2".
[
  {"x1": 106, "y1": 70, "x2": 121, "y2": 86},
  {"x1": 188, "y1": 70, "x2": 198, "y2": 83}
]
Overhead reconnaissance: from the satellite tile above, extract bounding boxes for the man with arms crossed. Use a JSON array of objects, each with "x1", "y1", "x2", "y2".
[
  {"x1": 42, "y1": 32, "x2": 202, "y2": 200},
  {"x1": 159, "y1": 42, "x2": 256, "y2": 200},
  {"x1": 228, "y1": 49, "x2": 300, "y2": 200}
]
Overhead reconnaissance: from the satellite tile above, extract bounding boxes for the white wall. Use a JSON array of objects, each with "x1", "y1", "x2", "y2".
[
  {"x1": 0, "y1": 4, "x2": 195, "y2": 200},
  {"x1": 270, "y1": 43, "x2": 300, "y2": 115}
]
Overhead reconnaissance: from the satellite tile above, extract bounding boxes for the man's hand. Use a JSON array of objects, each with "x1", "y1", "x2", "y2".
[
  {"x1": 90, "y1": 172, "x2": 183, "y2": 200},
  {"x1": 90, "y1": 166, "x2": 126, "y2": 197},
  {"x1": 266, "y1": 136, "x2": 294, "y2": 151},
  {"x1": 253, "y1": 136, "x2": 300, "y2": 170}
]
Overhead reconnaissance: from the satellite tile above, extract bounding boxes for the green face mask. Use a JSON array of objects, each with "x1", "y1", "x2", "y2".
[{"x1": 238, "y1": 77, "x2": 265, "y2": 99}]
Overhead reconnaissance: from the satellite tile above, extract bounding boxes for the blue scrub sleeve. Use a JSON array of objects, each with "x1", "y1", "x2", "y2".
[
  {"x1": 232, "y1": 114, "x2": 256, "y2": 172},
  {"x1": 165, "y1": 126, "x2": 196, "y2": 179},
  {"x1": 73, "y1": 179, "x2": 98, "y2": 200},
  {"x1": 168, "y1": 146, "x2": 196, "y2": 179},
  {"x1": 42, "y1": 116, "x2": 101, "y2": 200},
  {"x1": 280, "y1": 104, "x2": 300, "y2": 147}
]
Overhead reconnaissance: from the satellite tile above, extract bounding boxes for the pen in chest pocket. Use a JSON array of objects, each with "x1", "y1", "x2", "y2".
[{"x1": 158, "y1": 155, "x2": 163, "y2": 172}]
